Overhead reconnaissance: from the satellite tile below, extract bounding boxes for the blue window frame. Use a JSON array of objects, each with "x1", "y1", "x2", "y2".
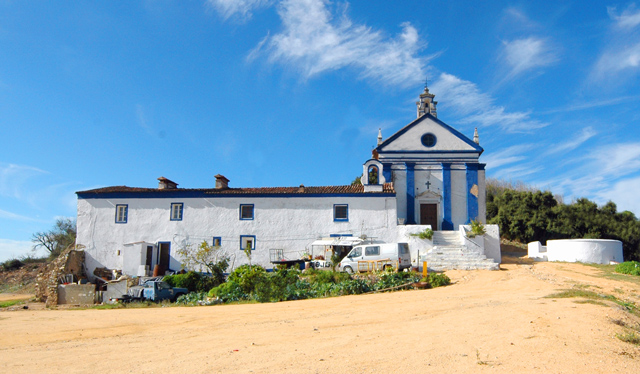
[
  {"x1": 333, "y1": 204, "x2": 348, "y2": 222},
  {"x1": 213, "y1": 237, "x2": 222, "y2": 247},
  {"x1": 240, "y1": 204, "x2": 254, "y2": 220},
  {"x1": 115, "y1": 204, "x2": 128, "y2": 223},
  {"x1": 240, "y1": 235, "x2": 256, "y2": 251},
  {"x1": 170, "y1": 203, "x2": 183, "y2": 221}
]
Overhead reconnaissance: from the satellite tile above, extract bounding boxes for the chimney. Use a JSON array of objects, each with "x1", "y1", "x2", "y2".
[
  {"x1": 298, "y1": 184, "x2": 305, "y2": 193},
  {"x1": 158, "y1": 177, "x2": 178, "y2": 190},
  {"x1": 215, "y1": 174, "x2": 229, "y2": 189}
]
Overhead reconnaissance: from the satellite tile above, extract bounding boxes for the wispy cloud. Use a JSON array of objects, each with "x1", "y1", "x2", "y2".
[
  {"x1": 248, "y1": 0, "x2": 428, "y2": 87},
  {"x1": 597, "y1": 175, "x2": 640, "y2": 215},
  {"x1": 499, "y1": 37, "x2": 557, "y2": 80},
  {"x1": 540, "y1": 95, "x2": 640, "y2": 114},
  {"x1": 0, "y1": 239, "x2": 34, "y2": 262},
  {"x1": 206, "y1": 0, "x2": 273, "y2": 20},
  {"x1": 482, "y1": 144, "x2": 534, "y2": 169},
  {"x1": 547, "y1": 127, "x2": 596, "y2": 154},
  {"x1": 0, "y1": 208, "x2": 35, "y2": 221},
  {"x1": 592, "y1": 4, "x2": 640, "y2": 80},
  {"x1": 0, "y1": 163, "x2": 48, "y2": 200},
  {"x1": 431, "y1": 73, "x2": 548, "y2": 132}
]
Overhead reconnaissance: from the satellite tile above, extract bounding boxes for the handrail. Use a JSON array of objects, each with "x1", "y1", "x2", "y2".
[{"x1": 462, "y1": 230, "x2": 483, "y2": 252}]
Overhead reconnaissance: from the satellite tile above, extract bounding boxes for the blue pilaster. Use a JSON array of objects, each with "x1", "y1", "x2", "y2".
[
  {"x1": 466, "y1": 163, "x2": 479, "y2": 224},
  {"x1": 382, "y1": 163, "x2": 392, "y2": 183},
  {"x1": 441, "y1": 163, "x2": 453, "y2": 230},
  {"x1": 405, "y1": 162, "x2": 415, "y2": 224}
]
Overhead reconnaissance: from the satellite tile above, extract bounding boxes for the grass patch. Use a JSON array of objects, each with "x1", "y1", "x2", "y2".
[
  {"x1": 616, "y1": 331, "x2": 640, "y2": 345},
  {"x1": 584, "y1": 263, "x2": 640, "y2": 287},
  {"x1": 546, "y1": 289, "x2": 639, "y2": 317},
  {"x1": 574, "y1": 299, "x2": 608, "y2": 306},
  {"x1": 0, "y1": 300, "x2": 24, "y2": 308}
]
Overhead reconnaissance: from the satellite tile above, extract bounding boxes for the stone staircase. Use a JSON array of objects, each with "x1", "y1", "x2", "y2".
[{"x1": 420, "y1": 231, "x2": 499, "y2": 271}]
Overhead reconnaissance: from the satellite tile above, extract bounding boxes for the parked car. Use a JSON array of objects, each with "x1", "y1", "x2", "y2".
[
  {"x1": 125, "y1": 280, "x2": 188, "y2": 302},
  {"x1": 338, "y1": 242, "x2": 411, "y2": 273}
]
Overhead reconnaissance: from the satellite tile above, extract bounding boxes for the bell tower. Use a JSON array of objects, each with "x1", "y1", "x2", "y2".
[{"x1": 416, "y1": 79, "x2": 438, "y2": 118}]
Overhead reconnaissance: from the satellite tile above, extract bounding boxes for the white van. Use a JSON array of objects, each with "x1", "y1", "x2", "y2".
[{"x1": 338, "y1": 243, "x2": 411, "y2": 273}]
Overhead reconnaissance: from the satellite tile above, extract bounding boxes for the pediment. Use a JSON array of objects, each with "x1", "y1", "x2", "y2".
[
  {"x1": 417, "y1": 189, "x2": 441, "y2": 199},
  {"x1": 376, "y1": 114, "x2": 482, "y2": 154}
]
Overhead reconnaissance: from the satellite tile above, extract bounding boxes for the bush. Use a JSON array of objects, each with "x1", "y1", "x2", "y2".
[
  {"x1": 615, "y1": 261, "x2": 640, "y2": 276},
  {"x1": 427, "y1": 273, "x2": 451, "y2": 288},
  {"x1": 208, "y1": 281, "x2": 248, "y2": 302},
  {"x1": 373, "y1": 271, "x2": 421, "y2": 291},
  {"x1": 175, "y1": 292, "x2": 209, "y2": 305},
  {"x1": 410, "y1": 228, "x2": 433, "y2": 240},
  {"x1": 164, "y1": 271, "x2": 223, "y2": 293},
  {"x1": 1, "y1": 259, "x2": 24, "y2": 271},
  {"x1": 227, "y1": 265, "x2": 268, "y2": 294}
]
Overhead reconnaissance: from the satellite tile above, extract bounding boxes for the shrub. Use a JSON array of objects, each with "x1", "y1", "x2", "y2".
[
  {"x1": 175, "y1": 292, "x2": 209, "y2": 305},
  {"x1": 427, "y1": 273, "x2": 451, "y2": 288},
  {"x1": 228, "y1": 265, "x2": 268, "y2": 294},
  {"x1": 615, "y1": 261, "x2": 640, "y2": 276},
  {"x1": 373, "y1": 271, "x2": 421, "y2": 291},
  {"x1": 208, "y1": 281, "x2": 247, "y2": 302},
  {"x1": 410, "y1": 228, "x2": 433, "y2": 240},
  {"x1": 164, "y1": 271, "x2": 223, "y2": 293},
  {"x1": 468, "y1": 220, "x2": 486, "y2": 237},
  {"x1": 1, "y1": 259, "x2": 24, "y2": 271}
]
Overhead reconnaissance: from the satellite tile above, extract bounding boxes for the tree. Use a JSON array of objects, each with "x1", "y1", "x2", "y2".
[
  {"x1": 31, "y1": 218, "x2": 76, "y2": 258},
  {"x1": 176, "y1": 241, "x2": 231, "y2": 281}
]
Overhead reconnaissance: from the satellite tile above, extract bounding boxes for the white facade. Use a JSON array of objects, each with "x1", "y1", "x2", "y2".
[
  {"x1": 76, "y1": 86, "x2": 497, "y2": 277},
  {"x1": 77, "y1": 188, "x2": 399, "y2": 277}
]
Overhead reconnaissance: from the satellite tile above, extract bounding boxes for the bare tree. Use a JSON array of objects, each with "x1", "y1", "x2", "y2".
[{"x1": 32, "y1": 218, "x2": 76, "y2": 258}]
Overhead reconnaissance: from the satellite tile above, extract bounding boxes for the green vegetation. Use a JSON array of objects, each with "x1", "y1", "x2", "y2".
[
  {"x1": 410, "y1": 228, "x2": 433, "y2": 240},
  {"x1": 486, "y1": 178, "x2": 640, "y2": 261},
  {"x1": 164, "y1": 271, "x2": 222, "y2": 293},
  {"x1": 207, "y1": 267, "x2": 446, "y2": 304},
  {"x1": 175, "y1": 241, "x2": 229, "y2": 284},
  {"x1": 0, "y1": 300, "x2": 24, "y2": 308},
  {"x1": 468, "y1": 220, "x2": 486, "y2": 237},
  {"x1": 616, "y1": 331, "x2": 640, "y2": 345},
  {"x1": 546, "y1": 289, "x2": 639, "y2": 317},
  {"x1": 615, "y1": 261, "x2": 640, "y2": 276}
]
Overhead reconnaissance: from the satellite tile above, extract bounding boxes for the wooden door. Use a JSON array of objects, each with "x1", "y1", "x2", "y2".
[
  {"x1": 158, "y1": 242, "x2": 170, "y2": 273},
  {"x1": 145, "y1": 246, "x2": 153, "y2": 268},
  {"x1": 420, "y1": 204, "x2": 438, "y2": 230}
]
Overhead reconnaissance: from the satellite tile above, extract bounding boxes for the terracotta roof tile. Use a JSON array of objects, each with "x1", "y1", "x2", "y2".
[{"x1": 77, "y1": 183, "x2": 395, "y2": 195}]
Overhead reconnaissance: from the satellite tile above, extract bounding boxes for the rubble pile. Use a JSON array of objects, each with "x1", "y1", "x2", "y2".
[{"x1": 35, "y1": 248, "x2": 87, "y2": 307}]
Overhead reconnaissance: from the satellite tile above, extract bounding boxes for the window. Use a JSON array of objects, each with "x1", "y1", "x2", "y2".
[
  {"x1": 365, "y1": 246, "x2": 380, "y2": 256},
  {"x1": 240, "y1": 235, "x2": 256, "y2": 251},
  {"x1": 213, "y1": 237, "x2": 222, "y2": 247},
  {"x1": 421, "y1": 133, "x2": 437, "y2": 147},
  {"x1": 170, "y1": 203, "x2": 183, "y2": 221},
  {"x1": 115, "y1": 204, "x2": 128, "y2": 223},
  {"x1": 240, "y1": 204, "x2": 254, "y2": 220},
  {"x1": 333, "y1": 204, "x2": 348, "y2": 222},
  {"x1": 348, "y1": 247, "x2": 361, "y2": 258}
]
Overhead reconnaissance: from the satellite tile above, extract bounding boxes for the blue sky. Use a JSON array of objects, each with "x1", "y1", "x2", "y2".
[{"x1": 1, "y1": 0, "x2": 640, "y2": 261}]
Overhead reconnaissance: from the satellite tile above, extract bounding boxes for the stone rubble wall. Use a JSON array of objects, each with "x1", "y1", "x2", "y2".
[{"x1": 35, "y1": 248, "x2": 88, "y2": 307}]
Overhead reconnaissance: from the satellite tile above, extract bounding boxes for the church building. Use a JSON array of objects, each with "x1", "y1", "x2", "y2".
[{"x1": 76, "y1": 86, "x2": 496, "y2": 278}]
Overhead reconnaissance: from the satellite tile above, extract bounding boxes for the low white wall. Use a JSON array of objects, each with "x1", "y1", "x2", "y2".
[
  {"x1": 460, "y1": 224, "x2": 501, "y2": 263},
  {"x1": 545, "y1": 239, "x2": 623, "y2": 264},
  {"x1": 528, "y1": 241, "x2": 547, "y2": 260},
  {"x1": 394, "y1": 224, "x2": 433, "y2": 267}
]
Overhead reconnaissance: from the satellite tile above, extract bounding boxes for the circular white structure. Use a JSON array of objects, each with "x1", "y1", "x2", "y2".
[{"x1": 546, "y1": 239, "x2": 623, "y2": 264}]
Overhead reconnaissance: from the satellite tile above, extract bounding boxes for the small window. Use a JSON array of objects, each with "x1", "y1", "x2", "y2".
[
  {"x1": 349, "y1": 248, "x2": 361, "y2": 258},
  {"x1": 213, "y1": 237, "x2": 222, "y2": 247},
  {"x1": 170, "y1": 203, "x2": 183, "y2": 221},
  {"x1": 115, "y1": 204, "x2": 128, "y2": 223},
  {"x1": 240, "y1": 235, "x2": 256, "y2": 251},
  {"x1": 365, "y1": 246, "x2": 380, "y2": 256},
  {"x1": 240, "y1": 204, "x2": 254, "y2": 220},
  {"x1": 333, "y1": 204, "x2": 348, "y2": 222},
  {"x1": 421, "y1": 133, "x2": 437, "y2": 147}
]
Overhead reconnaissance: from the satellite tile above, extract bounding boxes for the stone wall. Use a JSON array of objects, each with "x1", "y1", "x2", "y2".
[{"x1": 35, "y1": 248, "x2": 88, "y2": 307}]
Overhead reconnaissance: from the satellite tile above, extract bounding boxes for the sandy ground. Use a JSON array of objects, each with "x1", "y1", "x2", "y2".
[{"x1": 1, "y1": 260, "x2": 639, "y2": 373}]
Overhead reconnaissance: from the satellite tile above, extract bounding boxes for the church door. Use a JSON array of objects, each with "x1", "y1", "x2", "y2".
[{"x1": 420, "y1": 204, "x2": 438, "y2": 230}]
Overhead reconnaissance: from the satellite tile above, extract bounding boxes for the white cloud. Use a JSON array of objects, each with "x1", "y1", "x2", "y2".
[
  {"x1": 0, "y1": 208, "x2": 35, "y2": 221},
  {"x1": 482, "y1": 144, "x2": 534, "y2": 169},
  {"x1": 500, "y1": 37, "x2": 557, "y2": 80},
  {"x1": 207, "y1": 0, "x2": 273, "y2": 20},
  {"x1": 597, "y1": 175, "x2": 640, "y2": 216},
  {"x1": 608, "y1": 4, "x2": 640, "y2": 30},
  {"x1": 250, "y1": 0, "x2": 428, "y2": 87},
  {"x1": 592, "y1": 4, "x2": 640, "y2": 80},
  {"x1": 0, "y1": 239, "x2": 34, "y2": 262},
  {"x1": 431, "y1": 73, "x2": 548, "y2": 132},
  {"x1": 0, "y1": 163, "x2": 48, "y2": 200},
  {"x1": 547, "y1": 127, "x2": 596, "y2": 154}
]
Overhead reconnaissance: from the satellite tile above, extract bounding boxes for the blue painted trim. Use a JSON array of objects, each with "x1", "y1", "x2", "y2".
[
  {"x1": 329, "y1": 233, "x2": 353, "y2": 237},
  {"x1": 240, "y1": 235, "x2": 256, "y2": 251},
  {"x1": 478, "y1": 163, "x2": 486, "y2": 171},
  {"x1": 466, "y1": 163, "x2": 479, "y2": 223},
  {"x1": 405, "y1": 162, "x2": 416, "y2": 224},
  {"x1": 170, "y1": 202, "x2": 184, "y2": 221},
  {"x1": 376, "y1": 113, "x2": 484, "y2": 154},
  {"x1": 78, "y1": 191, "x2": 395, "y2": 199},
  {"x1": 212, "y1": 237, "x2": 222, "y2": 247},
  {"x1": 115, "y1": 204, "x2": 128, "y2": 224},
  {"x1": 441, "y1": 163, "x2": 453, "y2": 230},
  {"x1": 333, "y1": 204, "x2": 349, "y2": 222},
  {"x1": 382, "y1": 162, "x2": 392, "y2": 183},
  {"x1": 239, "y1": 204, "x2": 254, "y2": 220}
]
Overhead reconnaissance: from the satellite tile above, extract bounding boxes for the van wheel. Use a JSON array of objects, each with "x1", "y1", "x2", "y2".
[
  {"x1": 383, "y1": 265, "x2": 393, "y2": 271},
  {"x1": 343, "y1": 266, "x2": 353, "y2": 274}
]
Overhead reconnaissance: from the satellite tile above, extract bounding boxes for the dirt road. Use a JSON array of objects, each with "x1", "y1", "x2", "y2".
[{"x1": 1, "y1": 261, "x2": 638, "y2": 373}]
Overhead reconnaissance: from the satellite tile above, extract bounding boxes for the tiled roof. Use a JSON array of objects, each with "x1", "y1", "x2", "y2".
[{"x1": 76, "y1": 183, "x2": 395, "y2": 195}]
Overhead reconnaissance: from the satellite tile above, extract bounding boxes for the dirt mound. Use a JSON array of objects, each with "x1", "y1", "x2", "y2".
[{"x1": 0, "y1": 262, "x2": 45, "y2": 294}]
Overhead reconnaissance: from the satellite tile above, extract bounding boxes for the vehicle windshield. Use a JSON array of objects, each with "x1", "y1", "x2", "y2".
[{"x1": 348, "y1": 248, "x2": 361, "y2": 258}]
